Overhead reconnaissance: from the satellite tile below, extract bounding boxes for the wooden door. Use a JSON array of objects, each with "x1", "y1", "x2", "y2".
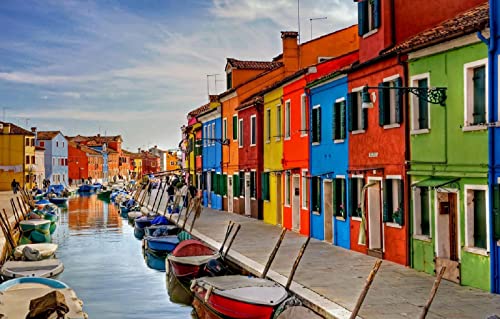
[
  {"x1": 276, "y1": 174, "x2": 282, "y2": 226},
  {"x1": 435, "y1": 192, "x2": 460, "y2": 284},
  {"x1": 292, "y1": 175, "x2": 300, "y2": 231}
]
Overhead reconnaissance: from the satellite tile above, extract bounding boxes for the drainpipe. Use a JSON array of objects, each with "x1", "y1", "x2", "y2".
[{"x1": 305, "y1": 87, "x2": 312, "y2": 237}]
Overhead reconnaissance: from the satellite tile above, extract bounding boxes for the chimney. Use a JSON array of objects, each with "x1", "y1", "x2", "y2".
[
  {"x1": 2, "y1": 123, "x2": 10, "y2": 134},
  {"x1": 97, "y1": 133, "x2": 100, "y2": 137},
  {"x1": 31, "y1": 127, "x2": 36, "y2": 133},
  {"x1": 281, "y1": 31, "x2": 299, "y2": 75}
]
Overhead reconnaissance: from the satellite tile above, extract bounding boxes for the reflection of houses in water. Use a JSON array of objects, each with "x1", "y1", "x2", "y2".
[{"x1": 68, "y1": 196, "x2": 122, "y2": 231}]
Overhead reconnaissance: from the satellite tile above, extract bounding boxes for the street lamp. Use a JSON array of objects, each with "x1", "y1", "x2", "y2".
[{"x1": 361, "y1": 85, "x2": 447, "y2": 109}]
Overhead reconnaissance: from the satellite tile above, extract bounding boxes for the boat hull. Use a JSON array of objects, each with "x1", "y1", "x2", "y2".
[
  {"x1": 1, "y1": 259, "x2": 64, "y2": 279},
  {"x1": 166, "y1": 268, "x2": 193, "y2": 305},
  {"x1": 49, "y1": 197, "x2": 68, "y2": 205},
  {"x1": 144, "y1": 248, "x2": 167, "y2": 271},
  {"x1": 169, "y1": 239, "x2": 217, "y2": 280},
  {"x1": 144, "y1": 236, "x2": 179, "y2": 252}
]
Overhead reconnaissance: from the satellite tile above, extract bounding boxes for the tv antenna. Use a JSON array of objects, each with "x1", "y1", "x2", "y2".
[{"x1": 310, "y1": 17, "x2": 328, "y2": 40}]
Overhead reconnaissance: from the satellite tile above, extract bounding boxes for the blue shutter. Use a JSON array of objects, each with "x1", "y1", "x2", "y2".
[
  {"x1": 383, "y1": 179, "x2": 389, "y2": 222},
  {"x1": 395, "y1": 77, "x2": 403, "y2": 124},
  {"x1": 398, "y1": 179, "x2": 404, "y2": 226},
  {"x1": 373, "y1": 0, "x2": 381, "y2": 29},
  {"x1": 358, "y1": 0, "x2": 368, "y2": 36},
  {"x1": 347, "y1": 93, "x2": 354, "y2": 132},
  {"x1": 317, "y1": 108, "x2": 322, "y2": 142},
  {"x1": 378, "y1": 82, "x2": 386, "y2": 126},
  {"x1": 348, "y1": 178, "x2": 354, "y2": 217}
]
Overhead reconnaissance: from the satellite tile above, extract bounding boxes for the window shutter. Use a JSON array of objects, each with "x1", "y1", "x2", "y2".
[
  {"x1": 494, "y1": 185, "x2": 500, "y2": 240},
  {"x1": 473, "y1": 66, "x2": 486, "y2": 124},
  {"x1": 373, "y1": 0, "x2": 381, "y2": 29},
  {"x1": 340, "y1": 101, "x2": 346, "y2": 140},
  {"x1": 332, "y1": 102, "x2": 337, "y2": 140},
  {"x1": 383, "y1": 180, "x2": 389, "y2": 222},
  {"x1": 395, "y1": 77, "x2": 403, "y2": 124},
  {"x1": 358, "y1": 0, "x2": 368, "y2": 36},
  {"x1": 232, "y1": 116, "x2": 238, "y2": 140},
  {"x1": 347, "y1": 178, "x2": 353, "y2": 217},
  {"x1": 347, "y1": 93, "x2": 354, "y2": 132},
  {"x1": 378, "y1": 82, "x2": 386, "y2": 126},
  {"x1": 333, "y1": 179, "x2": 338, "y2": 217},
  {"x1": 261, "y1": 173, "x2": 267, "y2": 201},
  {"x1": 316, "y1": 108, "x2": 322, "y2": 142},
  {"x1": 362, "y1": 108, "x2": 368, "y2": 130},
  {"x1": 316, "y1": 178, "x2": 322, "y2": 212},
  {"x1": 398, "y1": 180, "x2": 404, "y2": 226},
  {"x1": 233, "y1": 174, "x2": 239, "y2": 197}
]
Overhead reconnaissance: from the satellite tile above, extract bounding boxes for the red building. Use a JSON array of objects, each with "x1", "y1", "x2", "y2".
[
  {"x1": 347, "y1": 0, "x2": 484, "y2": 266},
  {"x1": 68, "y1": 140, "x2": 103, "y2": 182},
  {"x1": 140, "y1": 151, "x2": 160, "y2": 174}
]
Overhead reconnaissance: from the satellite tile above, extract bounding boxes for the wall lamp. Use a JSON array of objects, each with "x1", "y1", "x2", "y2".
[{"x1": 361, "y1": 85, "x2": 447, "y2": 109}]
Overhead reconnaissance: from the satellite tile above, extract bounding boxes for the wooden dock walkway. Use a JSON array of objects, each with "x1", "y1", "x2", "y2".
[{"x1": 145, "y1": 189, "x2": 500, "y2": 319}]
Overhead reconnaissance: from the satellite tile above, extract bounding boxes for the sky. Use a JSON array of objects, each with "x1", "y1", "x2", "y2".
[{"x1": 0, "y1": 0, "x2": 357, "y2": 151}]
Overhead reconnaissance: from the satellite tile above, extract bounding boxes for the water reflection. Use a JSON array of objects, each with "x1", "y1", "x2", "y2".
[{"x1": 52, "y1": 195, "x2": 194, "y2": 319}]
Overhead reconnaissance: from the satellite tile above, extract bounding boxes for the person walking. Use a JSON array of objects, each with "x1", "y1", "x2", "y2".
[{"x1": 11, "y1": 179, "x2": 18, "y2": 194}]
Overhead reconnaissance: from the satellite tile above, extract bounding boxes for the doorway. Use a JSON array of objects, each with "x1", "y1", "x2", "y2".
[
  {"x1": 207, "y1": 171, "x2": 212, "y2": 207},
  {"x1": 323, "y1": 180, "x2": 333, "y2": 243},
  {"x1": 228, "y1": 175, "x2": 233, "y2": 213},
  {"x1": 276, "y1": 174, "x2": 282, "y2": 226},
  {"x1": 367, "y1": 180, "x2": 382, "y2": 257},
  {"x1": 244, "y1": 173, "x2": 251, "y2": 216},
  {"x1": 435, "y1": 191, "x2": 460, "y2": 283},
  {"x1": 292, "y1": 175, "x2": 300, "y2": 231}
]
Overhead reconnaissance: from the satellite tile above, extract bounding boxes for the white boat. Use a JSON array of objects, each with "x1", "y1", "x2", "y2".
[
  {"x1": 1, "y1": 258, "x2": 64, "y2": 279},
  {"x1": 0, "y1": 277, "x2": 87, "y2": 319},
  {"x1": 13, "y1": 243, "x2": 58, "y2": 260}
]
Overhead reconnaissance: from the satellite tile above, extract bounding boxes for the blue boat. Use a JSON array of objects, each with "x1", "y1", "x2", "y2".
[
  {"x1": 134, "y1": 216, "x2": 153, "y2": 239},
  {"x1": 49, "y1": 197, "x2": 68, "y2": 205},
  {"x1": 35, "y1": 199, "x2": 51, "y2": 206},
  {"x1": 0, "y1": 277, "x2": 69, "y2": 290},
  {"x1": 47, "y1": 184, "x2": 65, "y2": 196},
  {"x1": 144, "y1": 248, "x2": 168, "y2": 271},
  {"x1": 144, "y1": 225, "x2": 179, "y2": 237},
  {"x1": 145, "y1": 236, "x2": 179, "y2": 252},
  {"x1": 78, "y1": 184, "x2": 94, "y2": 193}
]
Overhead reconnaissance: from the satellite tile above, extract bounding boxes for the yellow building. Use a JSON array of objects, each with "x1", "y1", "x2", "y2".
[
  {"x1": 166, "y1": 151, "x2": 180, "y2": 173},
  {"x1": 262, "y1": 87, "x2": 284, "y2": 225},
  {"x1": 0, "y1": 122, "x2": 36, "y2": 191}
]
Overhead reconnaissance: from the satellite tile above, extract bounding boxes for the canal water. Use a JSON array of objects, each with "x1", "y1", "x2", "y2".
[{"x1": 52, "y1": 195, "x2": 194, "y2": 318}]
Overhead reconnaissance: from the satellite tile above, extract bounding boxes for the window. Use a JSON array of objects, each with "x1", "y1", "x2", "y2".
[
  {"x1": 300, "y1": 95, "x2": 308, "y2": 137},
  {"x1": 262, "y1": 172, "x2": 270, "y2": 201},
  {"x1": 56, "y1": 141, "x2": 59, "y2": 147},
  {"x1": 276, "y1": 104, "x2": 281, "y2": 140},
  {"x1": 233, "y1": 173, "x2": 240, "y2": 197},
  {"x1": 301, "y1": 170, "x2": 308, "y2": 209},
  {"x1": 223, "y1": 118, "x2": 227, "y2": 141},
  {"x1": 221, "y1": 174, "x2": 227, "y2": 197},
  {"x1": 265, "y1": 109, "x2": 271, "y2": 142},
  {"x1": 358, "y1": 0, "x2": 380, "y2": 36},
  {"x1": 464, "y1": 60, "x2": 487, "y2": 127},
  {"x1": 333, "y1": 99, "x2": 346, "y2": 141},
  {"x1": 379, "y1": 77, "x2": 403, "y2": 127},
  {"x1": 239, "y1": 171, "x2": 245, "y2": 197},
  {"x1": 334, "y1": 178, "x2": 347, "y2": 219},
  {"x1": 212, "y1": 123, "x2": 215, "y2": 146},
  {"x1": 285, "y1": 173, "x2": 291, "y2": 206},
  {"x1": 250, "y1": 171, "x2": 256, "y2": 198},
  {"x1": 250, "y1": 115, "x2": 256, "y2": 146},
  {"x1": 53, "y1": 158, "x2": 56, "y2": 166},
  {"x1": 349, "y1": 178, "x2": 364, "y2": 217},
  {"x1": 31, "y1": 156, "x2": 35, "y2": 164},
  {"x1": 31, "y1": 139, "x2": 35, "y2": 146},
  {"x1": 285, "y1": 100, "x2": 291, "y2": 139},
  {"x1": 25, "y1": 138, "x2": 29, "y2": 146},
  {"x1": 238, "y1": 119, "x2": 243, "y2": 147},
  {"x1": 62, "y1": 142, "x2": 65, "y2": 148},
  {"x1": 411, "y1": 74, "x2": 430, "y2": 132},
  {"x1": 348, "y1": 90, "x2": 367, "y2": 132},
  {"x1": 311, "y1": 106, "x2": 321, "y2": 143},
  {"x1": 413, "y1": 187, "x2": 430, "y2": 236},
  {"x1": 232, "y1": 115, "x2": 238, "y2": 140},
  {"x1": 226, "y1": 71, "x2": 232, "y2": 90},
  {"x1": 40, "y1": 141, "x2": 44, "y2": 147},
  {"x1": 26, "y1": 155, "x2": 30, "y2": 164},
  {"x1": 465, "y1": 187, "x2": 488, "y2": 250},
  {"x1": 203, "y1": 126, "x2": 207, "y2": 147},
  {"x1": 383, "y1": 179, "x2": 404, "y2": 225},
  {"x1": 311, "y1": 177, "x2": 320, "y2": 212}
]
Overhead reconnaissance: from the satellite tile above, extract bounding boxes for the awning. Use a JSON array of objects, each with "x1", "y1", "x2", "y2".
[{"x1": 411, "y1": 177, "x2": 460, "y2": 188}]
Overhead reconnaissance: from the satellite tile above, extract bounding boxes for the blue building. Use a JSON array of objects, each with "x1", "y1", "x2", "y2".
[
  {"x1": 198, "y1": 106, "x2": 223, "y2": 210},
  {"x1": 36, "y1": 131, "x2": 69, "y2": 186},
  {"x1": 308, "y1": 76, "x2": 350, "y2": 249},
  {"x1": 488, "y1": 0, "x2": 500, "y2": 293}
]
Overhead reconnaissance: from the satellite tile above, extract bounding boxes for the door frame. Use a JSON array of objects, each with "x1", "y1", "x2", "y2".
[
  {"x1": 276, "y1": 173, "x2": 282, "y2": 226},
  {"x1": 244, "y1": 172, "x2": 251, "y2": 216},
  {"x1": 323, "y1": 179, "x2": 333, "y2": 243},
  {"x1": 207, "y1": 171, "x2": 212, "y2": 207},
  {"x1": 292, "y1": 174, "x2": 301, "y2": 231},
  {"x1": 434, "y1": 188, "x2": 461, "y2": 260},
  {"x1": 367, "y1": 176, "x2": 383, "y2": 251},
  {"x1": 228, "y1": 175, "x2": 233, "y2": 213}
]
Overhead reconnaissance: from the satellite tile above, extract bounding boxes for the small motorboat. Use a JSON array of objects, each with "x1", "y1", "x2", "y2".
[
  {"x1": 1, "y1": 258, "x2": 64, "y2": 279},
  {"x1": 167, "y1": 239, "x2": 219, "y2": 281},
  {"x1": 13, "y1": 243, "x2": 58, "y2": 260},
  {"x1": 127, "y1": 211, "x2": 142, "y2": 223},
  {"x1": 78, "y1": 184, "x2": 94, "y2": 193},
  {"x1": 19, "y1": 220, "x2": 52, "y2": 244},
  {"x1": 49, "y1": 197, "x2": 68, "y2": 205},
  {"x1": 144, "y1": 235, "x2": 179, "y2": 252},
  {"x1": 134, "y1": 216, "x2": 153, "y2": 239},
  {"x1": 0, "y1": 277, "x2": 86, "y2": 319},
  {"x1": 144, "y1": 224, "x2": 179, "y2": 237},
  {"x1": 143, "y1": 248, "x2": 168, "y2": 271},
  {"x1": 35, "y1": 199, "x2": 51, "y2": 209},
  {"x1": 97, "y1": 189, "x2": 112, "y2": 200}
]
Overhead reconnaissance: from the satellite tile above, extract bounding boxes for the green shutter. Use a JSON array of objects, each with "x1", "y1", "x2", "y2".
[
  {"x1": 232, "y1": 116, "x2": 238, "y2": 140},
  {"x1": 378, "y1": 82, "x2": 386, "y2": 126},
  {"x1": 333, "y1": 179, "x2": 338, "y2": 217},
  {"x1": 417, "y1": 79, "x2": 429, "y2": 129},
  {"x1": 383, "y1": 180, "x2": 389, "y2": 222},
  {"x1": 317, "y1": 108, "x2": 321, "y2": 142},
  {"x1": 358, "y1": 0, "x2": 368, "y2": 36},
  {"x1": 395, "y1": 78, "x2": 403, "y2": 124},
  {"x1": 347, "y1": 93, "x2": 354, "y2": 132},
  {"x1": 233, "y1": 174, "x2": 239, "y2": 197},
  {"x1": 473, "y1": 66, "x2": 486, "y2": 125},
  {"x1": 340, "y1": 101, "x2": 346, "y2": 140},
  {"x1": 332, "y1": 102, "x2": 337, "y2": 140},
  {"x1": 373, "y1": 0, "x2": 381, "y2": 28},
  {"x1": 398, "y1": 179, "x2": 404, "y2": 226},
  {"x1": 261, "y1": 172, "x2": 269, "y2": 201},
  {"x1": 494, "y1": 185, "x2": 500, "y2": 240},
  {"x1": 474, "y1": 190, "x2": 487, "y2": 249},
  {"x1": 348, "y1": 178, "x2": 354, "y2": 217},
  {"x1": 316, "y1": 178, "x2": 321, "y2": 212},
  {"x1": 362, "y1": 108, "x2": 368, "y2": 130}
]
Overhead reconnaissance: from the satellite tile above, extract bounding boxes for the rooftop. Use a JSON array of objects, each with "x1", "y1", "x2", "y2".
[
  {"x1": 226, "y1": 58, "x2": 283, "y2": 70},
  {"x1": 0, "y1": 121, "x2": 34, "y2": 136},
  {"x1": 37, "y1": 131, "x2": 61, "y2": 140}
]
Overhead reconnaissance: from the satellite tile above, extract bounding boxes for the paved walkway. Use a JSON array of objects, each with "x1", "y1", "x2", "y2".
[{"x1": 144, "y1": 189, "x2": 500, "y2": 319}]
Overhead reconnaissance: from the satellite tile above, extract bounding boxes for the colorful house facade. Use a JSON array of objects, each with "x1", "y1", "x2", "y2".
[
  {"x1": 67, "y1": 140, "x2": 103, "y2": 182},
  {"x1": 33, "y1": 146, "x2": 45, "y2": 186},
  {"x1": 36, "y1": 131, "x2": 68, "y2": 185}
]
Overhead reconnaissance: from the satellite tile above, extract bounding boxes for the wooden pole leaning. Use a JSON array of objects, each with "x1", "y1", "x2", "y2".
[
  {"x1": 285, "y1": 236, "x2": 311, "y2": 291},
  {"x1": 10, "y1": 199, "x2": 20, "y2": 225},
  {"x1": 223, "y1": 223, "x2": 241, "y2": 259},
  {"x1": 419, "y1": 266, "x2": 446, "y2": 319},
  {"x1": 188, "y1": 197, "x2": 202, "y2": 233},
  {"x1": 0, "y1": 209, "x2": 15, "y2": 251},
  {"x1": 261, "y1": 228, "x2": 287, "y2": 278},
  {"x1": 16, "y1": 197, "x2": 27, "y2": 220},
  {"x1": 349, "y1": 259, "x2": 383, "y2": 319}
]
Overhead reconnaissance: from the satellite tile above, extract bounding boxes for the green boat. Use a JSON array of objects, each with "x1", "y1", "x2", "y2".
[
  {"x1": 97, "y1": 189, "x2": 112, "y2": 200},
  {"x1": 19, "y1": 220, "x2": 52, "y2": 244},
  {"x1": 20, "y1": 220, "x2": 50, "y2": 233}
]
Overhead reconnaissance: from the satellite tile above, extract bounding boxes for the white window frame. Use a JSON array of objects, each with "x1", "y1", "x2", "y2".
[
  {"x1": 301, "y1": 169, "x2": 308, "y2": 209},
  {"x1": 385, "y1": 176, "x2": 402, "y2": 228},
  {"x1": 250, "y1": 115, "x2": 257, "y2": 146},
  {"x1": 212, "y1": 123, "x2": 215, "y2": 146},
  {"x1": 464, "y1": 184, "x2": 490, "y2": 255},
  {"x1": 238, "y1": 119, "x2": 243, "y2": 148},
  {"x1": 351, "y1": 86, "x2": 365, "y2": 134},
  {"x1": 265, "y1": 108, "x2": 271, "y2": 143},
  {"x1": 223, "y1": 118, "x2": 227, "y2": 141},
  {"x1": 410, "y1": 73, "x2": 431, "y2": 134},
  {"x1": 350, "y1": 175, "x2": 364, "y2": 221},
  {"x1": 311, "y1": 105, "x2": 321, "y2": 145},
  {"x1": 382, "y1": 74, "x2": 401, "y2": 128},
  {"x1": 463, "y1": 58, "x2": 488, "y2": 131},
  {"x1": 285, "y1": 172, "x2": 290, "y2": 207},
  {"x1": 203, "y1": 126, "x2": 207, "y2": 147},
  {"x1": 276, "y1": 104, "x2": 281, "y2": 141},
  {"x1": 284, "y1": 99, "x2": 291, "y2": 139},
  {"x1": 412, "y1": 184, "x2": 432, "y2": 240},
  {"x1": 334, "y1": 97, "x2": 346, "y2": 142},
  {"x1": 300, "y1": 94, "x2": 307, "y2": 137}
]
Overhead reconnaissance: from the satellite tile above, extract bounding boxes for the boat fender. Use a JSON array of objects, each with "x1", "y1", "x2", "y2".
[
  {"x1": 204, "y1": 286, "x2": 212, "y2": 303},
  {"x1": 190, "y1": 280, "x2": 197, "y2": 292}
]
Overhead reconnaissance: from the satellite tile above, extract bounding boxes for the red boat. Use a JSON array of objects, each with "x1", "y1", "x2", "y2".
[
  {"x1": 191, "y1": 275, "x2": 289, "y2": 319},
  {"x1": 167, "y1": 239, "x2": 220, "y2": 280}
]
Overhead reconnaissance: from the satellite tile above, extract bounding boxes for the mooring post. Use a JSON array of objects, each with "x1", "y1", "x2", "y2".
[
  {"x1": 419, "y1": 266, "x2": 446, "y2": 319},
  {"x1": 261, "y1": 228, "x2": 287, "y2": 278},
  {"x1": 349, "y1": 259, "x2": 383, "y2": 319}
]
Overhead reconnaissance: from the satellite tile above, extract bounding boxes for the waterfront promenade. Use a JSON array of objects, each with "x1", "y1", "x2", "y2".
[
  {"x1": 145, "y1": 191, "x2": 500, "y2": 319},
  {"x1": 0, "y1": 191, "x2": 20, "y2": 260}
]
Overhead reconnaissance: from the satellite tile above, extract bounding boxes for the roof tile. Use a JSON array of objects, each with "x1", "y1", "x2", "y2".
[{"x1": 227, "y1": 58, "x2": 283, "y2": 70}]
